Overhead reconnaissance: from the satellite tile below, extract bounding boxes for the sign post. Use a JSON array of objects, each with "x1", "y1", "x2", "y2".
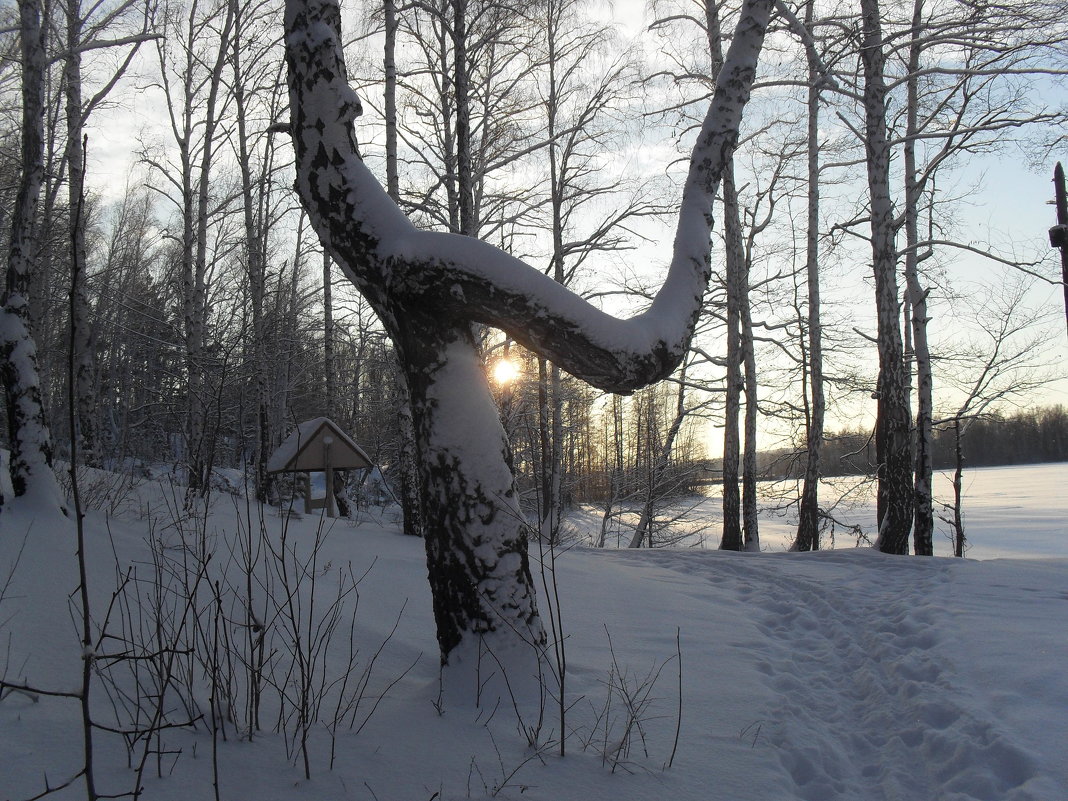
[{"x1": 1048, "y1": 162, "x2": 1068, "y2": 338}]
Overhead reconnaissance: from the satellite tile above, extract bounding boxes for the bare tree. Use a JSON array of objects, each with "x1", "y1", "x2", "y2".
[
  {"x1": 534, "y1": 0, "x2": 660, "y2": 544},
  {"x1": 145, "y1": 0, "x2": 236, "y2": 495},
  {"x1": 792, "y1": 0, "x2": 825, "y2": 552},
  {"x1": 62, "y1": 0, "x2": 155, "y2": 466},
  {"x1": 858, "y1": 0, "x2": 914, "y2": 554},
  {"x1": 935, "y1": 276, "x2": 1058, "y2": 556}
]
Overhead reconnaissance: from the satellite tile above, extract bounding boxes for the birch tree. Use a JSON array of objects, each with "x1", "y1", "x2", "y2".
[
  {"x1": 859, "y1": 0, "x2": 914, "y2": 554},
  {"x1": 227, "y1": 0, "x2": 290, "y2": 502},
  {"x1": 0, "y1": 0, "x2": 64, "y2": 512},
  {"x1": 380, "y1": 0, "x2": 423, "y2": 537},
  {"x1": 146, "y1": 0, "x2": 236, "y2": 495},
  {"x1": 793, "y1": 0, "x2": 828, "y2": 551},
  {"x1": 535, "y1": 0, "x2": 658, "y2": 543},
  {"x1": 62, "y1": 0, "x2": 155, "y2": 467},
  {"x1": 284, "y1": 0, "x2": 772, "y2": 661}
]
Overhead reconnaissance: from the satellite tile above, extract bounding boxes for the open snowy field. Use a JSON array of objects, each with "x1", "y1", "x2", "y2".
[
  {"x1": 616, "y1": 462, "x2": 1068, "y2": 560},
  {"x1": 1, "y1": 463, "x2": 1066, "y2": 800}
]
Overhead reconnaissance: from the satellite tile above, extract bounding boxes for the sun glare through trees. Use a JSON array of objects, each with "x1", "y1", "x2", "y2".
[{"x1": 491, "y1": 357, "x2": 522, "y2": 386}]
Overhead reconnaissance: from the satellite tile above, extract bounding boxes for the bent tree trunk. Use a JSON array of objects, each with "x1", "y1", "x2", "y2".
[
  {"x1": 284, "y1": 0, "x2": 771, "y2": 662},
  {"x1": 398, "y1": 321, "x2": 539, "y2": 656}
]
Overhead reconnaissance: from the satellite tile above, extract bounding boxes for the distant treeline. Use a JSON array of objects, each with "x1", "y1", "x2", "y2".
[{"x1": 761, "y1": 405, "x2": 1068, "y2": 479}]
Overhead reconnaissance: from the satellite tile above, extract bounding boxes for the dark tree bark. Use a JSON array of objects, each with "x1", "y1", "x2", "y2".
[
  {"x1": 860, "y1": 0, "x2": 914, "y2": 554},
  {"x1": 284, "y1": 0, "x2": 771, "y2": 661},
  {"x1": 950, "y1": 418, "x2": 965, "y2": 557},
  {"x1": 720, "y1": 163, "x2": 744, "y2": 551},
  {"x1": 903, "y1": 0, "x2": 934, "y2": 556},
  {"x1": 702, "y1": 0, "x2": 744, "y2": 552}
]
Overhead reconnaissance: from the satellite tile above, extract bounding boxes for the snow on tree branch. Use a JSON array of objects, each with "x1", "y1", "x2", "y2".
[{"x1": 284, "y1": 0, "x2": 772, "y2": 394}]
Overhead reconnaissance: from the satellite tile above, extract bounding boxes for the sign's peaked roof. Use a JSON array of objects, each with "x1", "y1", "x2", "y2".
[{"x1": 267, "y1": 417, "x2": 372, "y2": 473}]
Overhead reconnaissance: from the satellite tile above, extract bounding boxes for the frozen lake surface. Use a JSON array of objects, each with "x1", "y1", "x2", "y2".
[{"x1": 588, "y1": 462, "x2": 1068, "y2": 559}]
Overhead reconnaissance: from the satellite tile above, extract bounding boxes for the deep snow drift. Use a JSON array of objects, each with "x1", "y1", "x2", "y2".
[{"x1": 1, "y1": 465, "x2": 1066, "y2": 800}]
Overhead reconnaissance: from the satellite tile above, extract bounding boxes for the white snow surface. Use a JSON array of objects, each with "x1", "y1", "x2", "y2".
[{"x1": 1, "y1": 465, "x2": 1066, "y2": 800}]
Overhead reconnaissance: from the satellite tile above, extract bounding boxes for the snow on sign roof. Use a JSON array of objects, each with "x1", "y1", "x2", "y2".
[{"x1": 266, "y1": 417, "x2": 372, "y2": 474}]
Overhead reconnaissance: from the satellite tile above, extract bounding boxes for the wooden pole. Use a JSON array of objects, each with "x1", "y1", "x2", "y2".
[{"x1": 1051, "y1": 162, "x2": 1068, "y2": 338}]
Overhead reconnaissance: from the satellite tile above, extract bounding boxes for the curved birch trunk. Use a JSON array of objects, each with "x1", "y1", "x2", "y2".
[{"x1": 284, "y1": 0, "x2": 771, "y2": 661}]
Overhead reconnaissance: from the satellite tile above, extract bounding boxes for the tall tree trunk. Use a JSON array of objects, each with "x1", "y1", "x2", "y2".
[
  {"x1": 705, "y1": 0, "x2": 745, "y2": 551},
  {"x1": 323, "y1": 251, "x2": 335, "y2": 419},
  {"x1": 720, "y1": 164, "x2": 744, "y2": 551},
  {"x1": 741, "y1": 272, "x2": 759, "y2": 551},
  {"x1": 179, "y1": 0, "x2": 235, "y2": 495},
  {"x1": 232, "y1": 9, "x2": 273, "y2": 503},
  {"x1": 384, "y1": 0, "x2": 399, "y2": 200},
  {"x1": 64, "y1": 0, "x2": 96, "y2": 467},
  {"x1": 1, "y1": 0, "x2": 63, "y2": 512},
  {"x1": 904, "y1": 0, "x2": 934, "y2": 556},
  {"x1": 539, "y1": 17, "x2": 567, "y2": 546},
  {"x1": 452, "y1": 0, "x2": 474, "y2": 236},
  {"x1": 860, "y1": 0, "x2": 914, "y2": 554},
  {"x1": 795, "y1": 0, "x2": 824, "y2": 552},
  {"x1": 383, "y1": 5, "x2": 421, "y2": 535},
  {"x1": 951, "y1": 418, "x2": 965, "y2": 557}
]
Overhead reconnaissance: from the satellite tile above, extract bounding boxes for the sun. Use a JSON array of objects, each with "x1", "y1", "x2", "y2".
[{"x1": 492, "y1": 357, "x2": 522, "y2": 385}]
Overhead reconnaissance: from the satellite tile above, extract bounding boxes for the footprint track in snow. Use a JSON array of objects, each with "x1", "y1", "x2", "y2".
[{"x1": 617, "y1": 549, "x2": 1043, "y2": 800}]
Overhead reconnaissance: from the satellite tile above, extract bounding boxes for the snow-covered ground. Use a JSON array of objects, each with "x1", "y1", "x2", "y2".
[{"x1": 1, "y1": 463, "x2": 1066, "y2": 800}]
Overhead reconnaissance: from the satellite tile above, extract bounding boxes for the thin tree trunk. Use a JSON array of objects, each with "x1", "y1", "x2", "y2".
[
  {"x1": 453, "y1": 0, "x2": 474, "y2": 236},
  {"x1": 705, "y1": 0, "x2": 744, "y2": 551},
  {"x1": 539, "y1": 21, "x2": 567, "y2": 546},
  {"x1": 182, "y1": 0, "x2": 235, "y2": 495},
  {"x1": 382, "y1": 5, "x2": 421, "y2": 535},
  {"x1": 720, "y1": 164, "x2": 744, "y2": 551},
  {"x1": 904, "y1": 0, "x2": 934, "y2": 555},
  {"x1": 323, "y1": 251, "x2": 335, "y2": 418},
  {"x1": 384, "y1": 0, "x2": 399, "y2": 200},
  {"x1": 860, "y1": 0, "x2": 914, "y2": 554},
  {"x1": 232, "y1": 8, "x2": 273, "y2": 503},
  {"x1": 741, "y1": 275, "x2": 759, "y2": 551},
  {"x1": 795, "y1": 0, "x2": 824, "y2": 552},
  {"x1": 64, "y1": 0, "x2": 96, "y2": 467},
  {"x1": 952, "y1": 419, "x2": 965, "y2": 557}
]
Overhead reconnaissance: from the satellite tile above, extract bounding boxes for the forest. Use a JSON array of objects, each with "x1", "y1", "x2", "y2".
[
  {"x1": 2, "y1": 0, "x2": 1066, "y2": 561},
  {"x1": 765, "y1": 404, "x2": 1068, "y2": 477}
]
